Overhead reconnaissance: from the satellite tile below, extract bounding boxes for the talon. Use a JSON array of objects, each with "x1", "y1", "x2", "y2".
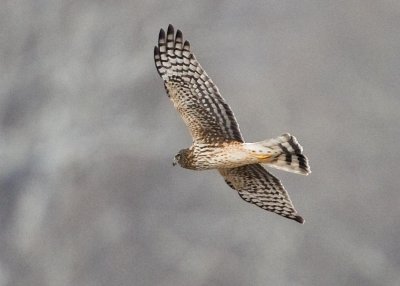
[
  {"x1": 254, "y1": 154, "x2": 271, "y2": 159},
  {"x1": 253, "y1": 154, "x2": 272, "y2": 162}
]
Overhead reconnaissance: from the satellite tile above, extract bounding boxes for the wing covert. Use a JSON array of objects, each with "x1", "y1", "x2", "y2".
[{"x1": 154, "y1": 25, "x2": 243, "y2": 143}]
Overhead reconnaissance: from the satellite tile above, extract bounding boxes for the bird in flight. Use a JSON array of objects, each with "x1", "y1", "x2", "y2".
[{"x1": 154, "y1": 25, "x2": 311, "y2": 223}]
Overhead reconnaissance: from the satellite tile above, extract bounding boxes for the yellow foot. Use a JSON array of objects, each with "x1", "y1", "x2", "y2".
[{"x1": 253, "y1": 154, "x2": 272, "y2": 162}]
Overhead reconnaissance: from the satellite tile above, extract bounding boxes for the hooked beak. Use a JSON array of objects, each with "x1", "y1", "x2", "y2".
[{"x1": 172, "y1": 157, "x2": 178, "y2": 166}]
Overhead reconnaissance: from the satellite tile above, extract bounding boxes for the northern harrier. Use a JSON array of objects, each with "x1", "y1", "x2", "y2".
[{"x1": 154, "y1": 25, "x2": 311, "y2": 223}]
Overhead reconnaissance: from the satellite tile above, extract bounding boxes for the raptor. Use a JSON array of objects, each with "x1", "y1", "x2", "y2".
[{"x1": 154, "y1": 25, "x2": 311, "y2": 223}]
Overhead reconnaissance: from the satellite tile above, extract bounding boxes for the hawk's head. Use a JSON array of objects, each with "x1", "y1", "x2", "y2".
[{"x1": 173, "y1": 149, "x2": 193, "y2": 168}]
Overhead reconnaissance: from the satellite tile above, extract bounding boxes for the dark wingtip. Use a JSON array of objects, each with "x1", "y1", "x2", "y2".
[
  {"x1": 167, "y1": 24, "x2": 174, "y2": 34},
  {"x1": 183, "y1": 40, "x2": 191, "y2": 51},
  {"x1": 159, "y1": 28, "x2": 165, "y2": 41},
  {"x1": 294, "y1": 215, "x2": 305, "y2": 224},
  {"x1": 154, "y1": 46, "x2": 159, "y2": 57},
  {"x1": 176, "y1": 29, "x2": 183, "y2": 41}
]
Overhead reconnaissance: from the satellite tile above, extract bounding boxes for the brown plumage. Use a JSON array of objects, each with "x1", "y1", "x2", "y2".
[{"x1": 154, "y1": 25, "x2": 311, "y2": 223}]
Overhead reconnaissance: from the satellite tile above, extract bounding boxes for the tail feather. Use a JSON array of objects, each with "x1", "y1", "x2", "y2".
[{"x1": 261, "y1": 134, "x2": 311, "y2": 175}]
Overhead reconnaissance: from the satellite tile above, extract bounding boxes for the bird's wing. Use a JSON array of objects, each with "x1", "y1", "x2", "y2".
[
  {"x1": 154, "y1": 25, "x2": 243, "y2": 144},
  {"x1": 219, "y1": 164, "x2": 305, "y2": 223}
]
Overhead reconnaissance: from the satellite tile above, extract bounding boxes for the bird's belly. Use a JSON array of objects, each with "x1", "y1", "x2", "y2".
[{"x1": 191, "y1": 146, "x2": 258, "y2": 170}]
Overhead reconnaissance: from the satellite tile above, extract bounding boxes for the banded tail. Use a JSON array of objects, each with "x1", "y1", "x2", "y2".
[{"x1": 256, "y1": 134, "x2": 311, "y2": 175}]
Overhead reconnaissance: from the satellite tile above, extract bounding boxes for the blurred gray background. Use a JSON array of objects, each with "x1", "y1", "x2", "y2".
[{"x1": 1, "y1": 1, "x2": 400, "y2": 285}]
